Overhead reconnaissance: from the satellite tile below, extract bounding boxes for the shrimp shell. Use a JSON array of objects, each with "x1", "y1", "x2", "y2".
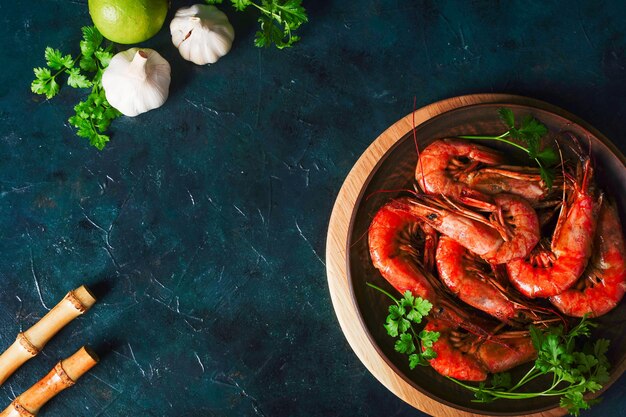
[
  {"x1": 425, "y1": 320, "x2": 536, "y2": 381},
  {"x1": 415, "y1": 139, "x2": 503, "y2": 208},
  {"x1": 397, "y1": 194, "x2": 540, "y2": 264},
  {"x1": 436, "y1": 236, "x2": 518, "y2": 322},
  {"x1": 507, "y1": 160, "x2": 600, "y2": 298},
  {"x1": 550, "y1": 201, "x2": 626, "y2": 317}
]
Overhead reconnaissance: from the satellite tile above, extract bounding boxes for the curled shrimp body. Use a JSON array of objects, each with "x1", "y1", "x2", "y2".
[
  {"x1": 369, "y1": 199, "x2": 493, "y2": 337},
  {"x1": 486, "y1": 194, "x2": 541, "y2": 264},
  {"x1": 550, "y1": 202, "x2": 626, "y2": 317},
  {"x1": 415, "y1": 139, "x2": 504, "y2": 208},
  {"x1": 415, "y1": 139, "x2": 558, "y2": 207},
  {"x1": 425, "y1": 320, "x2": 536, "y2": 381},
  {"x1": 507, "y1": 160, "x2": 600, "y2": 298},
  {"x1": 368, "y1": 198, "x2": 439, "y2": 300},
  {"x1": 397, "y1": 193, "x2": 540, "y2": 264},
  {"x1": 436, "y1": 236, "x2": 517, "y2": 322}
]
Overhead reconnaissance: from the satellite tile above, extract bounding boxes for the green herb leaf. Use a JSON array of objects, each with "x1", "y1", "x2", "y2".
[
  {"x1": 232, "y1": 0, "x2": 248, "y2": 11},
  {"x1": 418, "y1": 330, "x2": 439, "y2": 348},
  {"x1": 209, "y1": 0, "x2": 307, "y2": 48},
  {"x1": 400, "y1": 291, "x2": 415, "y2": 308},
  {"x1": 368, "y1": 283, "x2": 439, "y2": 371},
  {"x1": 68, "y1": 87, "x2": 120, "y2": 150},
  {"x1": 560, "y1": 390, "x2": 590, "y2": 416},
  {"x1": 395, "y1": 333, "x2": 416, "y2": 354},
  {"x1": 490, "y1": 372, "x2": 512, "y2": 390},
  {"x1": 410, "y1": 297, "x2": 433, "y2": 319},
  {"x1": 80, "y1": 25, "x2": 103, "y2": 57},
  {"x1": 67, "y1": 68, "x2": 92, "y2": 88},
  {"x1": 520, "y1": 114, "x2": 548, "y2": 142},
  {"x1": 32, "y1": 26, "x2": 121, "y2": 149},
  {"x1": 421, "y1": 347, "x2": 437, "y2": 360},
  {"x1": 79, "y1": 54, "x2": 97, "y2": 72},
  {"x1": 94, "y1": 49, "x2": 113, "y2": 68},
  {"x1": 498, "y1": 107, "x2": 515, "y2": 129},
  {"x1": 31, "y1": 66, "x2": 60, "y2": 99},
  {"x1": 537, "y1": 147, "x2": 559, "y2": 166},
  {"x1": 408, "y1": 353, "x2": 425, "y2": 369},
  {"x1": 384, "y1": 304, "x2": 410, "y2": 337},
  {"x1": 539, "y1": 165, "x2": 556, "y2": 190},
  {"x1": 45, "y1": 47, "x2": 74, "y2": 70}
]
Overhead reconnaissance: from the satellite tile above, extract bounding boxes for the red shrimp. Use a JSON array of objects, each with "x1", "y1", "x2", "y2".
[
  {"x1": 395, "y1": 193, "x2": 540, "y2": 264},
  {"x1": 425, "y1": 320, "x2": 536, "y2": 381},
  {"x1": 415, "y1": 139, "x2": 504, "y2": 209},
  {"x1": 550, "y1": 201, "x2": 626, "y2": 317},
  {"x1": 369, "y1": 198, "x2": 439, "y2": 300},
  {"x1": 464, "y1": 165, "x2": 562, "y2": 206},
  {"x1": 506, "y1": 159, "x2": 600, "y2": 298},
  {"x1": 437, "y1": 236, "x2": 531, "y2": 323},
  {"x1": 415, "y1": 139, "x2": 558, "y2": 208},
  {"x1": 474, "y1": 332, "x2": 537, "y2": 374},
  {"x1": 368, "y1": 199, "x2": 492, "y2": 336}
]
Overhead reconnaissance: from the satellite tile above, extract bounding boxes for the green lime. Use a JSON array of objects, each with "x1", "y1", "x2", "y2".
[{"x1": 88, "y1": 0, "x2": 168, "y2": 44}]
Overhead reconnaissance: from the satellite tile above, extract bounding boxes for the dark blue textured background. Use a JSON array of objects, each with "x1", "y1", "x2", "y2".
[{"x1": 0, "y1": 1, "x2": 625, "y2": 416}]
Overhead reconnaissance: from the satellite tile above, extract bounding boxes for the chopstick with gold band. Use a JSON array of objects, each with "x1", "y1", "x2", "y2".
[
  {"x1": 0, "y1": 285, "x2": 96, "y2": 386},
  {"x1": 0, "y1": 346, "x2": 99, "y2": 417}
]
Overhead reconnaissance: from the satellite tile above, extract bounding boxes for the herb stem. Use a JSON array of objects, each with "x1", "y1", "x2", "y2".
[
  {"x1": 458, "y1": 134, "x2": 530, "y2": 154},
  {"x1": 366, "y1": 282, "x2": 399, "y2": 304},
  {"x1": 507, "y1": 366, "x2": 538, "y2": 391},
  {"x1": 248, "y1": 1, "x2": 281, "y2": 23}
]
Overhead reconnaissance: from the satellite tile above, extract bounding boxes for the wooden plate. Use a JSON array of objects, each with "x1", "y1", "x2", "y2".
[{"x1": 326, "y1": 94, "x2": 626, "y2": 417}]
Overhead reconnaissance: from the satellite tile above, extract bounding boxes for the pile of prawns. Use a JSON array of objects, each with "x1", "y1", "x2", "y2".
[{"x1": 368, "y1": 137, "x2": 626, "y2": 381}]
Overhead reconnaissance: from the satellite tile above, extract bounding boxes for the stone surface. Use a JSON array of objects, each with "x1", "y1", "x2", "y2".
[{"x1": 0, "y1": 1, "x2": 625, "y2": 416}]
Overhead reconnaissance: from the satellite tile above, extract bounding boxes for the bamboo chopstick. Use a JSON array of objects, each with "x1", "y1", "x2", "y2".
[
  {"x1": 0, "y1": 346, "x2": 99, "y2": 417},
  {"x1": 0, "y1": 286, "x2": 96, "y2": 386}
]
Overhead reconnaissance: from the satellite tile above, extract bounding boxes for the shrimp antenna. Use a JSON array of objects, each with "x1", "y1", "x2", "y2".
[
  {"x1": 555, "y1": 140, "x2": 567, "y2": 203},
  {"x1": 412, "y1": 96, "x2": 427, "y2": 192},
  {"x1": 551, "y1": 139, "x2": 568, "y2": 247}
]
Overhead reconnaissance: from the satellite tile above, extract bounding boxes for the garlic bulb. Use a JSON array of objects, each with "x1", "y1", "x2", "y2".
[
  {"x1": 102, "y1": 48, "x2": 171, "y2": 117},
  {"x1": 170, "y1": 5, "x2": 235, "y2": 65}
]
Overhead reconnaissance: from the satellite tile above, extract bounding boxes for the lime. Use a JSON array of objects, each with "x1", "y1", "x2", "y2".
[{"x1": 88, "y1": 0, "x2": 168, "y2": 44}]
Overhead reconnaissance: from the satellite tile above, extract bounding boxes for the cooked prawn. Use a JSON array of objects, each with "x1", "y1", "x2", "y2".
[
  {"x1": 425, "y1": 319, "x2": 536, "y2": 381},
  {"x1": 369, "y1": 198, "x2": 439, "y2": 300},
  {"x1": 436, "y1": 236, "x2": 552, "y2": 324},
  {"x1": 415, "y1": 139, "x2": 504, "y2": 209},
  {"x1": 415, "y1": 139, "x2": 559, "y2": 207},
  {"x1": 507, "y1": 159, "x2": 600, "y2": 298},
  {"x1": 464, "y1": 165, "x2": 562, "y2": 207},
  {"x1": 396, "y1": 193, "x2": 540, "y2": 264},
  {"x1": 369, "y1": 199, "x2": 493, "y2": 336},
  {"x1": 550, "y1": 201, "x2": 626, "y2": 317}
]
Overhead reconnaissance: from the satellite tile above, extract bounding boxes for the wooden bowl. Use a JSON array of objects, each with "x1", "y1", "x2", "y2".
[{"x1": 326, "y1": 94, "x2": 626, "y2": 417}]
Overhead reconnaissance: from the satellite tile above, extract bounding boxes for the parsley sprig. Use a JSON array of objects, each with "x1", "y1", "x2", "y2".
[
  {"x1": 458, "y1": 108, "x2": 558, "y2": 188},
  {"x1": 206, "y1": 0, "x2": 308, "y2": 49},
  {"x1": 450, "y1": 317, "x2": 610, "y2": 416},
  {"x1": 31, "y1": 26, "x2": 121, "y2": 150},
  {"x1": 367, "y1": 283, "x2": 440, "y2": 369}
]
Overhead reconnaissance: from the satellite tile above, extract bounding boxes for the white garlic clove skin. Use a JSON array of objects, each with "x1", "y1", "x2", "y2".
[
  {"x1": 170, "y1": 4, "x2": 235, "y2": 65},
  {"x1": 102, "y1": 48, "x2": 171, "y2": 117}
]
